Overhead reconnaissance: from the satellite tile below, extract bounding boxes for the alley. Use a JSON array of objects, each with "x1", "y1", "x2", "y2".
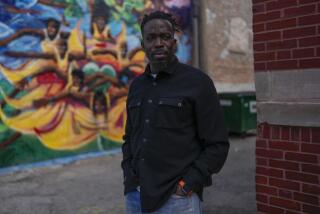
[{"x1": 0, "y1": 136, "x2": 256, "y2": 214}]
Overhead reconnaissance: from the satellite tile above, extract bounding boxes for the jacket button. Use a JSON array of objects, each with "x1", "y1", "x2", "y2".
[
  {"x1": 145, "y1": 119, "x2": 150, "y2": 123},
  {"x1": 152, "y1": 82, "x2": 157, "y2": 86},
  {"x1": 148, "y1": 99, "x2": 153, "y2": 104}
]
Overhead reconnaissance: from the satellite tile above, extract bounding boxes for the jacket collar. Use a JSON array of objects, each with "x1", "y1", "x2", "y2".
[{"x1": 145, "y1": 56, "x2": 179, "y2": 77}]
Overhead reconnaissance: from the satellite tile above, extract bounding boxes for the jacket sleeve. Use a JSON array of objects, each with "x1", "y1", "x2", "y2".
[
  {"x1": 121, "y1": 100, "x2": 132, "y2": 179},
  {"x1": 182, "y1": 74, "x2": 230, "y2": 193},
  {"x1": 121, "y1": 89, "x2": 136, "y2": 189}
]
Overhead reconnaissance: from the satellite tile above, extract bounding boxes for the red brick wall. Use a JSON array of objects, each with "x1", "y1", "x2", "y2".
[
  {"x1": 256, "y1": 124, "x2": 320, "y2": 213},
  {"x1": 252, "y1": 0, "x2": 320, "y2": 213},
  {"x1": 253, "y1": 0, "x2": 320, "y2": 71}
]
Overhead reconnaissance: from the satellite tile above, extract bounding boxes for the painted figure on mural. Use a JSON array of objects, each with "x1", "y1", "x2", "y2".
[
  {"x1": 0, "y1": 67, "x2": 121, "y2": 149},
  {"x1": 0, "y1": 37, "x2": 87, "y2": 149},
  {"x1": 32, "y1": 68, "x2": 90, "y2": 108},
  {"x1": 0, "y1": 68, "x2": 84, "y2": 148},
  {"x1": 0, "y1": 38, "x2": 80, "y2": 114},
  {"x1": 0, "y1": 38, "x2": 87, "y2": 131},
  {"x1": 90, "y1": 14, "x2": 115, "y2": 47},
  {"x1": 122, "y1": 11, "x2": 230, "y2": 213},
  {"x1": 0, "y1": 18, "x2": 70, "y2": 53},
  {"x1": 1, "y1": 38, "x2": 87, "y2": 86},
  {"x1": 85, "y1": 1, "x2": 117, "y2": 62}
]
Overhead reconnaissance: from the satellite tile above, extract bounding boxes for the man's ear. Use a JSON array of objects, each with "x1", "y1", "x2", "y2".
[{"x1": 173, "y1": 38, "x2": 177, "y2": 52}]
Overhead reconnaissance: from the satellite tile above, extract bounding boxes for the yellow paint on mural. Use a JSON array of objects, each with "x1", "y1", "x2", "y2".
[
  {"x1": 0, "y1": 60, "x2": 56, "y2": 84},
  {"x1": 36, "y1": 103, "x2": 98, "y2": 150},
  {"x1": 0, "y1": 102, "x2": 65, "y2": 135},
  {"x1": 102, "y1": 96, "x2": 127, "y2": 142}
]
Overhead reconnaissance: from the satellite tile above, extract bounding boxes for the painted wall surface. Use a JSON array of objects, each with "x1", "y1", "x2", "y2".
[
  {"x1": 199, "y1": 0, "x2": 254, "y2": 92},
  {"x1": 0, "y1": 0, "x2": 193, "y2": 167}
]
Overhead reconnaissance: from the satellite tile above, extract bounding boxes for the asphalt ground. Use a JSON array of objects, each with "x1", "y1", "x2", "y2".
[{"x1": 0, "y1": 136, "x2": 256, "y2": 214}]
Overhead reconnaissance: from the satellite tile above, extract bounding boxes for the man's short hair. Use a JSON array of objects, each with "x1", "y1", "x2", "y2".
[
  {"x1": 44, "y1": 18, "x2": 61, "y2": 29},
  {"x1": 140, "y1": 11, "x2": 179, "y2": 35}
]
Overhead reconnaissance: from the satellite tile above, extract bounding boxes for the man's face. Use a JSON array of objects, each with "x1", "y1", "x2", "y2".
[
  {"x1": 95, "y1": 16, "x2": 106, "y2": 32},
  {"x1": 142, "y1": 19, "x2": 177, "y2": 68},
  {"x1": 47, "y1": 21, "x2": 59, "y2": 39}
]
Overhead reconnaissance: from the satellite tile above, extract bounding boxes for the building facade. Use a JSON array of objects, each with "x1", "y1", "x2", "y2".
[
  {"x1": 198, "y1": 0, "x2": 255, "y2": 92},
  {"x1": 252, "y1": 0, "x2": 320, "y2": 213}
]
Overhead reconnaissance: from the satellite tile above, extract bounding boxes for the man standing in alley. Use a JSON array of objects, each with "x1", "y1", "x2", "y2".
[{"x1": 121, "y1": 11, "x2": 230, "y2": 213}]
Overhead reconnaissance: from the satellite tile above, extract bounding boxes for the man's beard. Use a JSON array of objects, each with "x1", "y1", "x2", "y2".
[
  {"x1": 150, "y1": 60, "x2": 169, "y2": 74},
  {"x1": 149, "y1": 52, "x2": 175, "y2": 74}
]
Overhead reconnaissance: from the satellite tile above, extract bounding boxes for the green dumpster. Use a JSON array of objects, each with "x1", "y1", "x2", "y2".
[{"x1": 218, "y1": 92, "x2": 257, "y2": 134}]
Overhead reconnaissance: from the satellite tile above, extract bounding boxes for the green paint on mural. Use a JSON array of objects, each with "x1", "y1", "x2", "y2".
[
  {"x1": 65, "y1": 0, "x2": 84, "y2": 18},
  {"x1": 0, "y1": 130, "x2": 120, "y2": 167},
  {"x1": 104, "y1": 0, "x2": 146, "y2": 32}
]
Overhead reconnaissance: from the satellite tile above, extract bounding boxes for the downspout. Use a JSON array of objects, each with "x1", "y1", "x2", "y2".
[{"x1": 192, "y1": 0, "x2": 201, "y2": 69}]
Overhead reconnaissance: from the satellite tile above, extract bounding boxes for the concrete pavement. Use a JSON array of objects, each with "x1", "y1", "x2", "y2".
[{"x1": 0, "y1": 136, "x2": 256, "y2": 214}]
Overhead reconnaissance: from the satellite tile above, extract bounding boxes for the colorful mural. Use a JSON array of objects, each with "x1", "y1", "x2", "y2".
[{"x1": 0, "y1": 0, "x2": 193, "y2": 167}]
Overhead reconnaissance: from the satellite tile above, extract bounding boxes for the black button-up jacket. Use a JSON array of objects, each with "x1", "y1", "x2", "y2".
[{"x1": 121, "y1": 58, "x2": 229, "y2": 212}]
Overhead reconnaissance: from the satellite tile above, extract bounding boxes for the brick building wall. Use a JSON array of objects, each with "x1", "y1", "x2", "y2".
[
  {"x1": 252, "y1": 0, "x2": 320, "y2": 213},
  {"x1": 256, "y1": 124, "x2": 320, "y2": 213},
  {"x1": 253, "y1": 0, "x2": 320, "y2": 70}
]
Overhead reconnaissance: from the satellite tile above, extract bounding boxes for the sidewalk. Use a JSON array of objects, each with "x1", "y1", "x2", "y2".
[{"x1": 0, "y1": 136, "x2": 256, "y2": 214}]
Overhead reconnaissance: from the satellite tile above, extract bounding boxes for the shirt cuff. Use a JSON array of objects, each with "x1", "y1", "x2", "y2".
[{"x1": 182, "y1": 167, "x2": 205, "y2": 193}]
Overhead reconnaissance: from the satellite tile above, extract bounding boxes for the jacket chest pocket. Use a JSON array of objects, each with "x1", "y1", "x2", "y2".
[
  {"x1": 156, "y1": 97, "x2": 187, "y2": 129},
  {"x1": 128, "y1": 99, "x2": 142, "y2": 127}
]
